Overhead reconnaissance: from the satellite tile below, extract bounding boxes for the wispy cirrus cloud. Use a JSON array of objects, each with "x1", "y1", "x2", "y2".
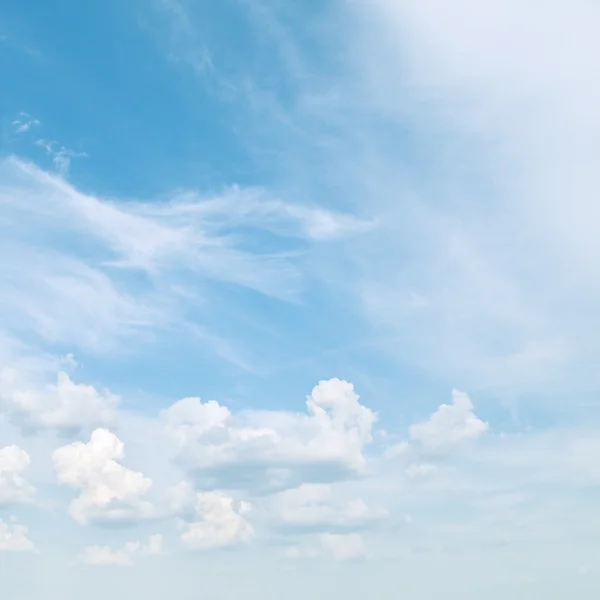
[
  {"x1": 0, "y1": 157, "x2": 367, "y2": 359},
  {"x1": 149, "y1": 0, "x2": 600, "y2": 398}
]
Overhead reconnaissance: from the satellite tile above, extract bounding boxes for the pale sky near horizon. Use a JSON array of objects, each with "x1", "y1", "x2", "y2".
[{"x1": 1, "y1": 1, "x2": 600, "y2": 598}]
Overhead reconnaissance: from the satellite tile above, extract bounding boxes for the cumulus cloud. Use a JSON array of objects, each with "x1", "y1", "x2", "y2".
[
  {"x1": 52, "y1": 429, "x2": 153, "y2": 525},
  {"x1": 162, "y1": 378, "x2": 376, "y2": 491},
  {"x1": 0, "y1": 368, "x2": 119, "y2": 434},
  {"x1": 79, "y1": 534, "x2": 163, "y2": 566},
  {"x1": 174, "y1": 486, "x2": 254, "y2": 551},
  {"x1": 0, "y1": 517, "x2": 36, "y2": 552},
  {"x1": 409, "y1": 389, "x2": 488, "y2": 453},
  {"x1": 272, "y1": 483, "x2": 385, "y2": 531},
  {"x1": 0, "y1": 445, "x2": 36, "y2": 506}
]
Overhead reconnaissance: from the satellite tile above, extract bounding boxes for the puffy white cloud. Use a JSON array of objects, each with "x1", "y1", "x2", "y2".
[
  {"x1": 0, "y1": 517, "x2": 35, "y2": 552},
  {"x1": 409, "y1": 390, "x2": 488, "y2": 452},
  {"x1": 52, "y1": 429, "x2": 153, "y2": 525},
  {"x1": 0, "y1": 368, "x2": 119, "y2": 434},
  {"x1": 0, "y1": 445, "x2": 36, "y2": 506},
  {"x1": 162, "y1": 378, "x2": 376, "y2": 490},
  {"x1": 272, "y1": 483, "x2": 385, "y2": 531},
  {"x1": 80, "y1": 534, "x2": 163, "y2": 566},
  {"x1": 176, "y1": 487, "x2": 254, "y2": 551}
]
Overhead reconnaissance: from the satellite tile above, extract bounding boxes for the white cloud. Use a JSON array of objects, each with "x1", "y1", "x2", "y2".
[
  {"x1": 0, "y1": 445, "x2": 36, "y2": 506},
  {"x1": 0, "y1": 517, "x2": 35, "y2": 552},
  {"x1": 384, "y1": 441, "x2": 409, "y2": 460},
  {"x1": 409, "y1": 390, "x2": 488, "y2": 453},
  {"x1": 285, "y1": 533, "x2": 367, "y2": 561},
  {"x1": 52, "y1": 429, "x2": 153, "y2": 525},
  {"x1": 405, "y1": 463, "x2": 438, "y2": 479},
  {"x1": 34, "y1": 139, "x2": 88, "y2": 175},
  {"x1": 13, "y1": 113, "x2": 39, "y2": 134},
  {"x1": 338, "y1": 0, "x2": 600, "y2": 393},
  {"x1": 162, "y1": 378, "x2": 376, "y2": 490},
  {"x1": 145, "y1": 188, "x2": 372, "y2": 242},
  {"x1": 0, "y1": 368, "x2": 119, "y2": 434},
  {"x1": 284, "y1": 532, "x2": 370, "y2": 562},
  {"x1": 272, "y1": 483, "x2": 385, "y2": 530},
  {"x1": 177, "y1": 489, "x2": 254, "y2": 551},
  {"x1": 80, "y1": 534, "x2": 163, "y2": 566},
  {"x1": 320, "y1": 533, "x2": 366, "y2": 561},
  {"x1": 0, "y1": 158, "x2": 365, "y2": 358}
]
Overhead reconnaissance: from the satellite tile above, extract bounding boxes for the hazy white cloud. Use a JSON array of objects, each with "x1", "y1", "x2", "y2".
[
  {"x1": 288, "y1": 532, "x2": 367, "y2": 561},
  {"x1": 272, "y1": 483, "x2": 385, "y2": 531},
  {"x1": 0, "y1": 517, "x2": 36, "y2": 552},
  {"x1": 340, "y1": 0, "x2": 600, "y2": 393},
  {"x1": 320, "y1": 532, "x2": 366, "y2": 561},
  {"x1": 0, "y1": 445, "x2": 36, "y2": 506},
  {"x1": 80, "y1": 534, "x2": 163, "y2": 566},
  {"x1": 0, "y1": 368, "x2": 119, "y2": 434},
  {"x1": 405, "y1": 463, "x2": 438, "y2": 479},
  {"x1": 162, "y1": 378, "x2": 376, "y2": 490},
  {"x1": 409, "y1": 390, "x2": 488, "y2": 453},
  {"x1": 383, "y1": 442, "x2": 410, "y2": 460},
  {"x1": 52, "y1": 429, "x2": 153, "y2": 525},
  {"x1": 176, "y1": 488, "x2": 254, "y2": 551}
]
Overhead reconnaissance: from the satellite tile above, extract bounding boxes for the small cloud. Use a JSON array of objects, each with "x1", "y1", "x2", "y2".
[
  {"x1": 53, "y1": 429, "x2": 154, "y2": 526},
  {"x1": 272, "y1": 483, "x2": 386, "y2": 531},
  {"x1": 320, "y1": 532, "x2": 366, "y2": 561},
  {"x1": 34, "y1": 138, "x2": 87, "y2": 175},
  {"x1": 0, "y1": 517, "x2": 36, "y2": 552},
  {"x1": 59, "y1": 353, "x2": 78, "y2": 370},
  {"x1": 286, "y1": 533, "x2": 368, "y2": 561},
  {"x1": 13, "y1": 113, "x2": 40, "y2": 134},
  {"x1": 176, "y1": 489, "x2": 254, "y2": 551},
  {"x1": 409, "y1": 389, "x2": 488, "y2": 453},
  {"x1": 405, "y1": 463, "x2": 438, "y2": 479},
  {"x1": 0, "y1": 445, "x2": 36, "y2": 506},
  {"x1": 79, "y1": 534, "x2": 163, "y2": 567},
  {"x1": 52, "y1": 148, "x2": 88, "y2": 176},
  {"x1": 2, "y1": 368, "x2": 119, "y2": 434},
  {"x1": 384, "y1": 441, "x2": 410, "y2": 459},
  {"x1": 34, "y1": 139, "x2": 54, "y2": 153}
]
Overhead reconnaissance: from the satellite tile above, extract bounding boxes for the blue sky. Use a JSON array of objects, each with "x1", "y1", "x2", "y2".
[{"x1": 1, "y1": 1, "x2": 600, "y2": 598}]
